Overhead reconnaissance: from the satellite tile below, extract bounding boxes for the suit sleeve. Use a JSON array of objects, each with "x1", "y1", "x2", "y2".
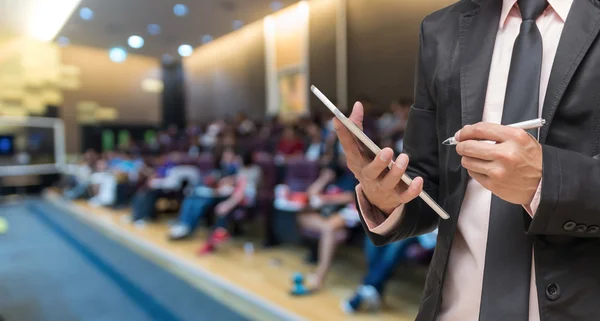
[
  {"x1": 527, "y1": 146, "x2": 600, "y2": 238},
  {"x1": 357, "y1": 19, "x2": 441, "y2": 246}
]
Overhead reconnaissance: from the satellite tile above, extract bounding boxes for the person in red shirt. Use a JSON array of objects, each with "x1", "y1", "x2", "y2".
[{"x1": 276, "y1": 126, "x2": 305, "y2": 157}]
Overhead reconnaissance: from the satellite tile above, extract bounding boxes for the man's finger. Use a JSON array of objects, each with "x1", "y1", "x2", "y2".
[
  {"x1": 348, "y1": 101, "x2": 364, "y2": 130},
  {"x1": 333, "y1": 118, "x2": 362, "y2": 159},
  {"x1": 461, "y1": 156, "x2": 493, "y2": 175},
  {"x1": 456, "y1": 140, "x2": 498, "y2": 161},
  {"x1": 379, "y1": 154, "x2": 409, "y2": 190},
  {"x1": 456, "y1": 122, "x2": 520, "y2": 143},
  {"x1": 467, "y1": 170, "x2": 492, "y2": 190},
  {"x1": 398, "y1": 176, "x2": 423, "y2": 204},
  {"x1": 362, "y1": 148, "x2": 394, "y2": 180}
]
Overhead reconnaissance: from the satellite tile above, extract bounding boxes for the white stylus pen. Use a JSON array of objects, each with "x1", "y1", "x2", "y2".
[
  {"x1": 442, "y1": 118, "x2": 546, "y2": 146},
  {"x1": 311, "y1": 85, "x2": 450, "y2": 220}
]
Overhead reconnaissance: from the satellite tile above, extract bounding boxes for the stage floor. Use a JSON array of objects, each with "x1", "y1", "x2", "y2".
[{"x1": 0, "y1": 200, "x2": 248, "y2": 321}]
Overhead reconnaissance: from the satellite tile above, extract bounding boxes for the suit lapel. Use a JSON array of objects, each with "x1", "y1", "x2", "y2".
[
  {"x1": 459, "y1": 0, "x2": 502, "y2": 128},
  {"x1": 455, "y1": 0, "x2": 502, "y2": 207},
  {"x1": 540, "y1": 0, "x2": 600, "y2": 143}
]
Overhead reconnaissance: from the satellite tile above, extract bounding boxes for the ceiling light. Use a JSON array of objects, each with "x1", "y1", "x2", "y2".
[
  {"x1": 109, "y1": 47, "x2": 127, "y2": 63},
  {"x1": 79, "y1": 7, "x2": 94, "y2": 20},
  {"x1": 173, "y1": 4, "x2": 189, "y2": 17},
  {"x1": 147, "y1": 24, "x2": 161, "y2": 35},
  {"x1": 233, "y1": 20, "x2": 244, "y2": 30},
  {"x1": 57, "y1": 36, "x2": 70, "y2": 47},
  {"x1": 270, "y1": 1, "x2": 284, "y2": 11},
  {"x1": 201, "y1": 34, "x2": 213, "y2": 44},
  {"x1": 178, "y1": 44, "x2": 193, "y2": 57},
  {"x1": 128, "y1": 35, "x2": 144, "y2": 49},
  {"x1": 27, "y1": 0, "x2": 81, "y2": 41}
]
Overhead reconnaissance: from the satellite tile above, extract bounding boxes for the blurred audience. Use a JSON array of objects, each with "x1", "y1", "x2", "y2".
[{"x1": 61, "y1": 98, "x2": 428, "y2": 311}]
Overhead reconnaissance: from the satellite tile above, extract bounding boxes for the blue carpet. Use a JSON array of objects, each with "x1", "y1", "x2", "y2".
[{"x1": 0, "y1": 200, "x2": 250, "y2": 321}]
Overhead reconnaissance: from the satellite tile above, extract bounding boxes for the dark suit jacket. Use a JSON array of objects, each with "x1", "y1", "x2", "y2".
[{"x1": 358, "y1": 0, "x2": 600, "y2": 320}]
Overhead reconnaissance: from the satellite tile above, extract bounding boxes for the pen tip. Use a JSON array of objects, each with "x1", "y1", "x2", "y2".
[
  {"x1": 442, "y1": 138, "x2": 452, "y2": 145},
  {"x1": 541, "y1": 119, "x2": 546, "y2": 125},
  {"x1": 310, "y1": 85, "x2": 316, "y2": 91}
]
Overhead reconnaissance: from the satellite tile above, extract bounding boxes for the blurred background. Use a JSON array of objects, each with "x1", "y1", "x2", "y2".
[{"x1": 0, "y1": 0, "x2": 453, "y2": 320}]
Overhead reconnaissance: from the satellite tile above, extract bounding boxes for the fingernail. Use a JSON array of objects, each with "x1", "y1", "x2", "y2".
[
  {"x1": 396, "y1": 155, "x2": 407, "y2": 168},
  {"x1": 379, "y1": 150, "x2": 391, "y2": 161},
  {"x1": 454, "y1": 130, "x2": 461, "y2": 142}
]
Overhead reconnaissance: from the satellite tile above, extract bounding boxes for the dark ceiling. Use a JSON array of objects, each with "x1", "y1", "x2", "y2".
[{"x1": 57, "y1": 0, "x2": 299, "y2": 58}]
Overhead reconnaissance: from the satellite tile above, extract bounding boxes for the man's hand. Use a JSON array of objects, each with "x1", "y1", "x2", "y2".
[
  {"x1": 334, "y1": 102, "x2": 423, "y2": 215},
  {"x1": 455, "y1": 122, "x2": 542, "y2": 205}
]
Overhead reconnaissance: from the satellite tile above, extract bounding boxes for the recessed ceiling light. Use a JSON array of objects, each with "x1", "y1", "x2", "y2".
[
  {"x1": 128, "y1": 35, "x2": 144, "y2": 49},
  {"x1": 173, "y1": 4, "x2": 189, "y2": 17},
  {"x1": 147, "y1": 24, "x2": 161, "y2": 36},
  {"x1": 270, "y1": 1, "x2": 284, "y2": 11},
  {"x1": 109, "y1": 47, "x2": 127, "y2": 63},
  {"x1": 178, "y1": 44, "x2": 193, "y2": 57},
  {"x1": 57, "y1": 36, "x2": 70, "y2": 47},
  {"x1": 79, "y1": 7, "x2": 94, "y2": 21},
  {"x1": 201, "y1": 34, "x2": 213, "y2": 44},
  {"x1": 233, "y1": 20, "x2": 244, "y2": 30}
]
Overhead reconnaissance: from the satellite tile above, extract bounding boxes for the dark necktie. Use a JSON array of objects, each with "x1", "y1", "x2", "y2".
[{"x1": 479, "y1": 0, "x2": 547, "y2": 320}]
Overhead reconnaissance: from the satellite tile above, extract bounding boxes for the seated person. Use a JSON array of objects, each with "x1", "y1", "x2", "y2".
[
  {"x1": 197, "y1": 151, "x2": 263, "y2": 255},
  {"x1": 168, "y1": 148, "x2": 239, "y2": 240},
  {"x1": 130, "y1": 152, "x2": 202, "y2": 223},
  {"x1": 146, "y1": 152, "x2": 199, "y2": 191},
  {"x1": 342, "y1": 230, "x2": 438, "y2": 313},
  {"x1": 63, "y1": 158, "x2": 93, "y2": 200},
  {"x1": 110, "y1": 152, "x2": 146, "y2": 206},
  {"x1": 304, "y1": 123, "x2": 325, "y2": 162},
  {"x1": 129, "y1": 154, "x2": 178, "y2": 223},
  {"x1": 275, "y1": 126, "x2": 305, "y2": 163},
  {"x1": 88, "y1": 159, "x2": 117, "y2": 207},
  {"x1": 293, "y1": 152, "x2": 359, "y2": 293}
]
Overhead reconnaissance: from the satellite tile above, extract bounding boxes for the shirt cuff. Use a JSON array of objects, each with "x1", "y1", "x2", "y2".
[
  {"x1": 355, "y1": 184, "x2": 405, "y2": 236},
  {"x1": 523, "y1": 178, "x2": 542, "y2": 217}
]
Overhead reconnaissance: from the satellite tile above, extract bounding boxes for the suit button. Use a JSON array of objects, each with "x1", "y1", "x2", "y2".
[
  {"x1": 575, "y1": 224, "x2": 588, "y2": 233},
  {"x1": 563, "y1": 221, "x2": 576, "y2": 231},
  {"x1": 546, "y1": 283, "x2": 560, "y2": 301},
  {"x1": 588, "y1": 226, "x2": 600, "y2": 234}
]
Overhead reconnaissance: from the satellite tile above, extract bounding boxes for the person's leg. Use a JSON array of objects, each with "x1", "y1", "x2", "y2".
[
  {"x1": 319, "y1": 192, "x2": 355, "y2": 206},
  {"x1": 364, "y1": 238, "x2": 416, "y2": 294},
  {"x1": 65, "y1": 182, "x2": 89, "y2": 200},
  {"x1": 179, "y1": 197, "x2": 209, "y2": 228},
  {"x1": 364, "y1": 236, "x2": 383, "y2": 272},
  {"x1": 312, "y1": 214, "x2": 346, "y2": 289},
  {"x1": 133, "y1": 189, "x2": 160, "y2": 221},
  {"x1": 172, "y1": 196, "x2": 221, "y2": 238},
  {"x1": 131, "y1": 190, "x2": 144, "y2": 218},
  {"x1": 344, "y1": 238, "x2": 413, "y2": 313},
  {"x1": 132, "y1": 191, "x2": 150, "y2": 221},
  {"x1": 197, "y1": 206, "x2": 235, "y2": 255},
  {"x1": 297, "y1": 212, "x2": 327, "y2": 231},
  {"x1": 344, "y1": 238, "x2": 383, "y2": 311}
]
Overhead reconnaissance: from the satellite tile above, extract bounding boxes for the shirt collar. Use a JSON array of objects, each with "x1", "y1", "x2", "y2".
[{"x1": 500, "y1": 0, "x2": 573, "y2": 27}]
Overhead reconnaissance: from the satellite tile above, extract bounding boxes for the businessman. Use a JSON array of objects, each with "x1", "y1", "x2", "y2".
[{"x1": 335, "y1": 0, "x2": 600, "y2": 320}]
